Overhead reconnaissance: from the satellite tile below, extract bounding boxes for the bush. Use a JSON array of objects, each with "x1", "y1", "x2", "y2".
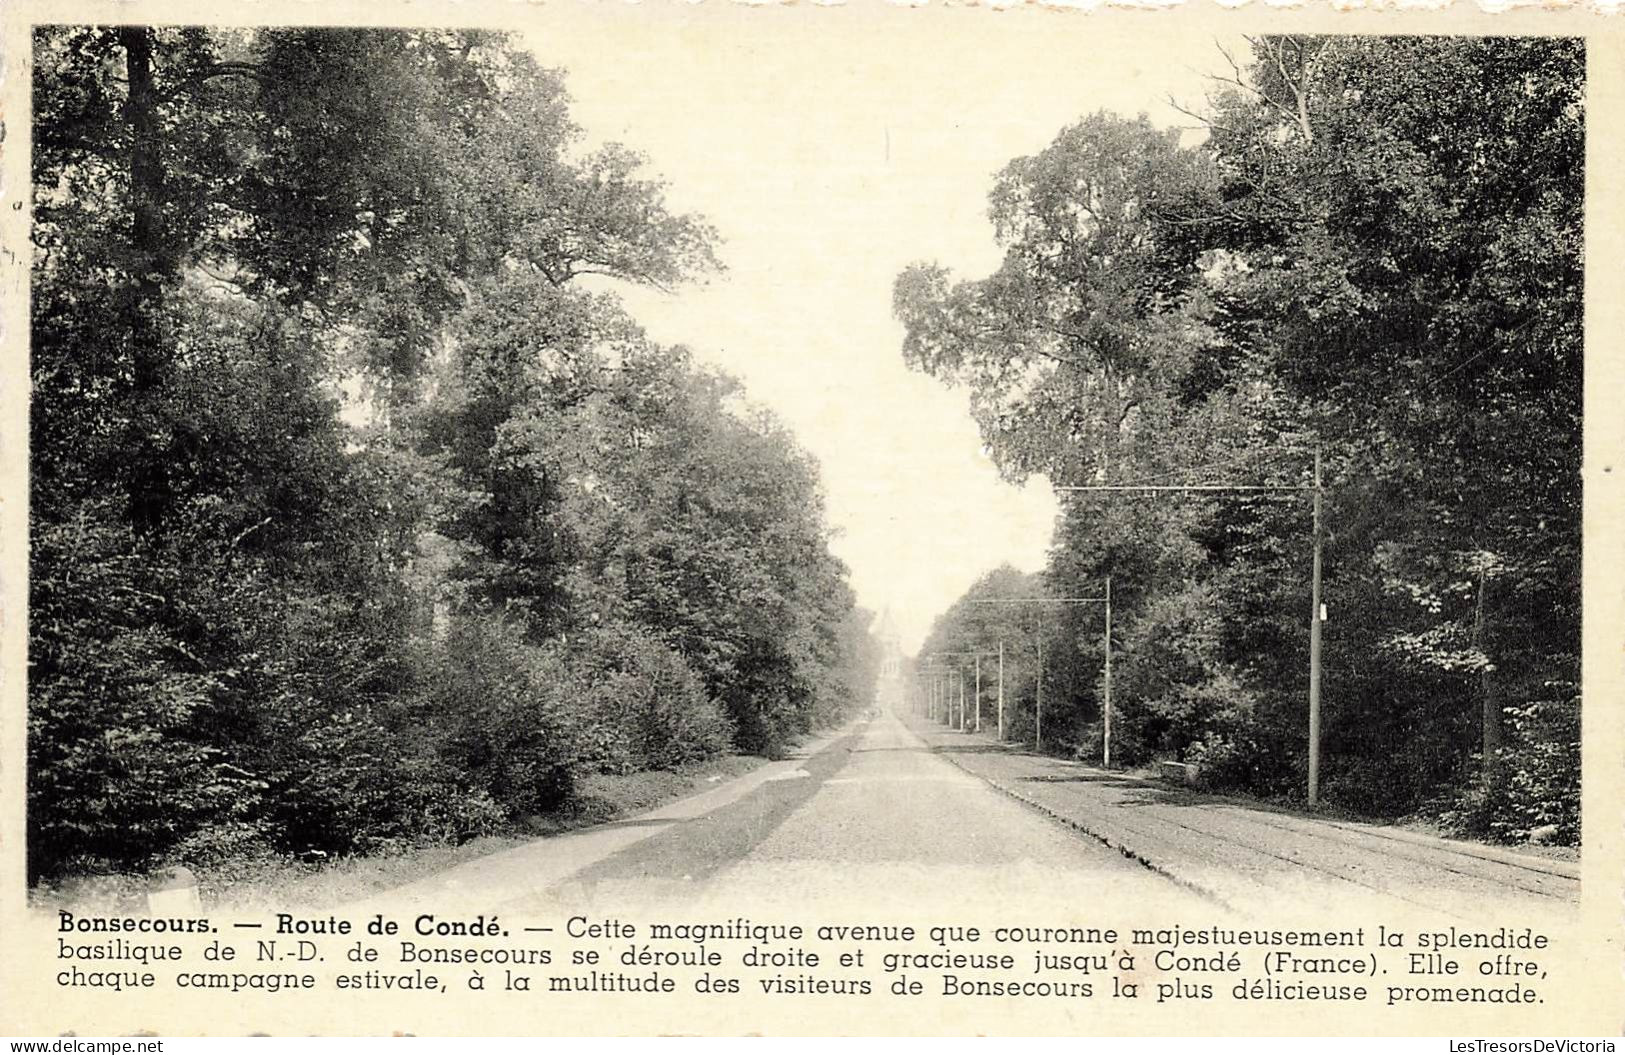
[
  {"x1": 574, "y1": 625, "x2": 734, "y2": 772},
  {"x1": 163, "y1": 822, "x2": 280, "y2": 880},
  {"x1": 27, "y1": 504, "x2": 267, "y2": 880},
  {"x1": 428, "y1": 612, "x2": 584, "y2": 819},
  {"x1": 725, "y1": 682, "x2": 805, "y2": 759},
  {"x1": 1112, "y1": 583, "x2": 1241, "y2": 765},
  {"x1": 151, "y1": 540, "x2": 436, "y2": 859},
  {"x1": 1440, "y1": 689, "x2": 1579, "y2": 846},
  {"x1": 259, "y1": 703, "x2": 425, "y2": 855}
]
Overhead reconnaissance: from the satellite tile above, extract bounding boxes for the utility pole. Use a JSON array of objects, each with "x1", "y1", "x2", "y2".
[
  {"x1": 969, "y1": 592, "x2": 1108, "y2": 755},
  {"x1": 1308, "y1": 444, "x2": 1324, "y2": 807},
  {"x1": 928, "y1": 651, "x2": 997, "y2": 732},
  {"x1": 1057, "y1": 445, "x2": 1326, "y2": 801},
  {"x1": 1036, "y1": 628, "x2": 1044, "y2": 751},
  {"x1": 974, "y1": 654, "x2": 982, "y2": 733},
  {"x1": 997, "y1": 641, "x2": 1005, "y2": 741},
  {"x1": 1103, "y1": 576, "x2": 1114, "y2": 768}
]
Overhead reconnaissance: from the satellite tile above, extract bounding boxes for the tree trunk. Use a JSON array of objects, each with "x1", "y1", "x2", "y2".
[{"x1": 118, "y1": 27, "x2": 176, "y2": 532}]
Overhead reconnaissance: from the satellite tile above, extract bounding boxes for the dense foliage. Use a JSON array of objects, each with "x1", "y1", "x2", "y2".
[
  {"x1": 30, "y1": 26, "x2": 877, "y2": 882},
  {"x1": 904, "y1": 37, "x2": 1581, "y2": 844}
]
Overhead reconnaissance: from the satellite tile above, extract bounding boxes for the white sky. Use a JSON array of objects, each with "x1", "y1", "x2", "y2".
[{"x1": 524, "y1": 7, "x2": 1237, "y2": 653}]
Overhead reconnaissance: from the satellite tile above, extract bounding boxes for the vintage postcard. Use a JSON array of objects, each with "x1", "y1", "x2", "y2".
[{"x1": 0, "y1": 0, "x2": 1620, "y2": 1038}]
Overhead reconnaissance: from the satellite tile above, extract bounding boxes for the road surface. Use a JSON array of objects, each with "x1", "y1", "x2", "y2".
[
  {"x1": 908, "y1": 716, "x2": 1578, "y2": 920},
  {"x1": 364, "y1": 709, "x2": 1208, "y2": 919},
  {"x1": 359, "y1": 708, "x2": 1577, "y2": 925}
]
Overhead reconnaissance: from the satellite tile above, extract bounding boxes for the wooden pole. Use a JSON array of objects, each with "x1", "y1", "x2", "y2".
[
  {"x1": 1308, "y1": 444, "x2": 1324, "y2": 807},
  {"x1": 1474, "y1": 561, "x2": 1502, "y2": 786},
  {"x1": 997, "y1": 641, "x2": 1005, "y2": 741},
  {"x1": 974, "y1": 655, "x2": 982, "y2": 733},
  {"x1": 1103, "y1": 576, "x2": 1113, "y2": 769},
  {"x1": 1036, "y1": 624, "x2": 1044, "y2": 752}
]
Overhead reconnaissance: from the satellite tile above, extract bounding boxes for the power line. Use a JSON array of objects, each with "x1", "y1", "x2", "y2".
[
  {"x1": 1052, "y1": 446, "x2": 1329, "y2": 805},
  {"x1": 967, "y1": 596, "x2": 1108, "y2": 603},
  {"x1": 1056, "y1": 484, "x2": 1314, "y2": 493},
  {"x1": 1114, "y1": 447, "x2": 1274, "y2": 488},
  {"x1": 1082, "y1": 440, "x2": 1319, "y2": 491}
]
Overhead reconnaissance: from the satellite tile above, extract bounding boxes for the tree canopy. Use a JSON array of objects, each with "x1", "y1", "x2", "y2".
[
  {"x1": 900, "y1": 36, "x2": 1582, "y2": 844},
  {"x1": 30, "y1": 26, "x2": 875, "y2": 882}
]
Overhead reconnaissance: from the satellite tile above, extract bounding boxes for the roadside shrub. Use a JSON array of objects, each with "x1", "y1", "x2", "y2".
[
  {"x1": 1493, "y1": 694, "x2": 1581, "y2": 844},
  {"x1": 153, "y1": 546, "x2": 435, "y2": 859},
  {"x1": 1112, "y1": 584, "x2": 1226, "y2": 763},
  {"x1": 1440, "y1": 689, "x2": 1579, "y2": 846},
  {"x1": 27, "y1": 505, "x2": 266, "y2": 880},
  {"x1": 163, "y1": 821, "x2": 280, "y2": 880},
  {"x1": 429, "y1": 612, "x2": 583, "y2": 819},
  {"x1": 1143, "y1": 673, "x2": 1257, "y2": 759},
  {"x1": 725, "y1": 682, "x2": 806, "y2": 759},
  {"x1": 574, "y1": 625, "x2": 734, "y2": 772},
  {"x1": 259, "y1": 703, "x2": 422, "y2": 855},
  {"x1": 410, "y1": 785, "x2": 509, "y2": 844}
]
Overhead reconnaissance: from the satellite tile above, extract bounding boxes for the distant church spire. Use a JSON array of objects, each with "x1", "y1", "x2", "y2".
[{"x1": 875, "y1": 606, "x2": 903, "y2": 679}]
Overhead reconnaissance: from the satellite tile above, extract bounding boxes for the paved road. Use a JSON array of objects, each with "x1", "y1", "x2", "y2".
[
  {"x1": 554, "y1": 708, "x2": 1204, "y2": 916},
  {"x1": 361, "y1": 707, "x2": 1576, "y2": 927},
  {"x1": 365, "y1": 709, "x2": 1207, "y2": 918},
  {"x1": 910, "y1": 715, "x2": 1579, "y2": 922}
]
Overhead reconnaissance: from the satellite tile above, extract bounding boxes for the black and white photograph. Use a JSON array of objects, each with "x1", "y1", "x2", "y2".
[{"x1": 1, "y1": 2, "x2": 1615, "y2": 1039}]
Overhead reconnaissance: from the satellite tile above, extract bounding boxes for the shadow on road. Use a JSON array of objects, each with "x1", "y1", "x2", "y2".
[
  {"x1": 1018, "y1": 774, "x2": 1146, "y2": 788},
  {"x1": 848, "y1": 746, "x2": 933, "y2": 755},
  {"x1": 592, "y1": 816, "x2": 699, "y2": 831}
]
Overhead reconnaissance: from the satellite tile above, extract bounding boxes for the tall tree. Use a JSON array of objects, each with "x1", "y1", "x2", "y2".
[
  {"x1": 899, "y1": 37, "x2": 1582, "y2": 840},
  {"x1": 894, "y1": 112, "x2": 1220, "y2": 487},
  {"x1": 29, "y1": 26, "x2": 862, "y2": 883}
]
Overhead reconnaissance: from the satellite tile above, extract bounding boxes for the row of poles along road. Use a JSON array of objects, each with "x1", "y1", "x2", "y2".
[
  {"x1": 916, "y1": 580, "x2": 1115, "y2": 764},
  {"x1": 910, "y1": 445, "x2": 1327, "y2": 805}
]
